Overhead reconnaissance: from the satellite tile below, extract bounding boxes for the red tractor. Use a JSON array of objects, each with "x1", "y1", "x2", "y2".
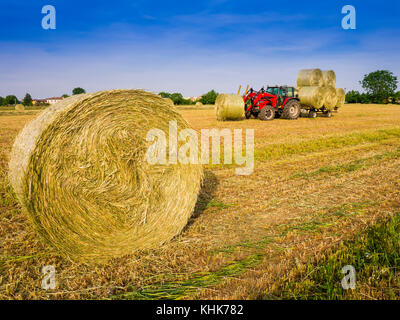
[{"x1": 243, "y1": 86, "x2": 301, "y2": 121}]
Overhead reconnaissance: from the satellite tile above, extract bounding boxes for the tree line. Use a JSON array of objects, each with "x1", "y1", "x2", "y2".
[
  {"x1": 159, "y1": 90, "x2": 218, "y2": 105},
  {"x1": 346, "y1": 70, "x2": 399, "y2": 104},
  {"x1": 0, "y1": 87, "x2": 86, "y2": 107}
]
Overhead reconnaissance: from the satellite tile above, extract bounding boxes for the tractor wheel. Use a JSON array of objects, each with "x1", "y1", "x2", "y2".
[
  {"x1": 282, "y1": 100, "x2": 301, "y2": 120},
  {"x1": 309, "y1": 110, "x2": 317, "y2": 118},
  {"x1": 324, "y1": 110, "x2": 332, "y2": 118},
  {"x1": 258, "y1": 106, "x2": 275, "y2": 121}
]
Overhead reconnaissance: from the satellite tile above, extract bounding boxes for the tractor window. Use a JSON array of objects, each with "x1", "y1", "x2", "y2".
[
  {"x1": 267, "y1": 88, "x2": 279, "y2": 95},
  {"x1": 287, "y1": 88, "x2": 294, "y2": 97}
]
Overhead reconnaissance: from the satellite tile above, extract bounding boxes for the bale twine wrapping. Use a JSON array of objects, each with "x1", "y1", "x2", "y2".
[
  {"x1": 322, "y1": 70, "x2": 336, "y2": 87},
  {"x1": 335, "y1": 88, "x2": 345, "y2": 109},
  {"x1": 322, "y1": 86, "x2": 337, "y2": 110},
  {"x1": 15, "y1": 104, "x2": 25, "y2": 111},
  {"x1": 215, "y1": 94, "x2": 244, "y2": 121},
  {"x1": 8, "y1": 89, "x2": 203, "y2": 263},
  {"x1": 297, "y1": 69, "x2": 323, "y2": 87},
  {"x1": 298, "y1": 86, "x2": 325, "y2": 109}
]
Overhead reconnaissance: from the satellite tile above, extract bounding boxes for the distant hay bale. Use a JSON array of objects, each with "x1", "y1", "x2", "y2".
[
  {"x1": 322, "y1": 70, "x2": 336, "y2": 87},
  {"x1": 163, "y1": 97, "x2": 174, "y2": 106},
  {"x1": 335, "y1": 88, "x2": 346, "y2": 109},
  {"x1": 195, "y1": 102, "x2": 203, "y2": 107},
  {"x1": 8, "y1": 89, "x2": 203, "y2": 263},
  {"x1": 215, "y1": 94, "x2": 244, "y2": 121},
  {"x1": 322, "y1": 86, "x2": 337, "y2": 110},
  {"x1": 297, "y1": 69, "x2": 323, "y2": 87},
  {"x1": 15, "y1": 104, "x2": 25, "y2": 111},
  {"x1": 298, "y1": 86, "x2": 325, "y2": 109}
]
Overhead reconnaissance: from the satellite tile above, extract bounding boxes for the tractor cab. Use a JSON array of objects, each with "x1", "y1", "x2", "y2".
[{"x1": 266, "y1": 86, "x2": 297, "y2": 98}]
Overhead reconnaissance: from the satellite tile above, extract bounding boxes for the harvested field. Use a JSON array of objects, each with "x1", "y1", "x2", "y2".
[{"x1": 1, "y1": 104, "x2": 400, "y2": 299}]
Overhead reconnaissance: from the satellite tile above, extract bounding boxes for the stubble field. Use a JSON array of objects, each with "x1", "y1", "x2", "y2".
[{"x1": 1, "y1": 104, "x2": 400, "y2": 299}]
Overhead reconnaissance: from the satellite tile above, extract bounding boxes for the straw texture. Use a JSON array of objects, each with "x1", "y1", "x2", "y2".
[
  {"x1": 298, "y1": 86, "x2": 325, "y2": 109},
  {"x1": 335, "y1": 88, "x2": 346, "y2": 109},
  {"x1": 8, "y1": 89, "x2": 203, "y2": 263},
  {"x1": 322, "y1": 86, "x2": 338, "y2": 110},
  {"x1": 215, "y1": 94, "x2": 244, "y2": 121},
  {"x1": 15, "y1": 104, "x2": 25, "y2": 111},
  {"x1": 297, "y1": 69, "x2": 323, "y2": 87},
  {"x1": 163, "y1": 98, "x2": 174, "y2": 106},
  {"x1": 322, "y1": 70, "x2": 337, "y2": 87}
]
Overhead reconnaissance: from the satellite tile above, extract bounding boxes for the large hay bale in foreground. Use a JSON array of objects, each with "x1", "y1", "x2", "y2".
[
  {"x1": 335, "y1": 88, "x2": 345, "y2": 109},
  {"x1": 322, "y1": 70, "x2": 336, "y2": 87},
  {"x1": 8, "y1": 89, "x2": 203, "y2": 263},
  {"x1": 322, "y1": 86, "x2": 338, "y2": 110},
  {"x1": 297, "y1": 69, "x2": 323, "y2": 87},
  {"x1": 215, "y1": 94, "x2": 244, "y2": 121},
  {"x1": 298, "y1": 86, "x2": 325, "y2": 109},
  {"x1": 163, "y1": 97, "x2": 174, "y2": 106},
  {"x1": 15, "y1": 104, "x2": 25, "y2": 111}
]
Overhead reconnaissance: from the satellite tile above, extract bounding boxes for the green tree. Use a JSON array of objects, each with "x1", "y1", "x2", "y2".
[
  {"x1": 170, "y1": 93, "x2": 184, "y2": 105},
  {"x1": 72, "y1": 87, "x2": 86, "y2": 95},
  {"x1": 345, "y1": 90, "x2": 360, "y2": 103},
  {"x1": 159, "y1": 92, "x2": 171, "y2": 99},
  {"x1": 62, "y1": 94, "x2": 70, "y2": 98},
  {"x1": 200, "y1": 90, "x2": 218, "y2": 105},
  {"x1": 4, "y1": 95, "x2": 19, "y2": 105},
  {"x1": 0, "y1": 96, "x2": 4, "y2": 106},
  {"x1": 391, "y1": 91, "x2": 400, "y2": 104},
  {"x1": 360, "y1": 70, "x2": 398, "y2": 104},
  {"x1": 22, "y1": 93, "x2": 33, "y2": 106}
]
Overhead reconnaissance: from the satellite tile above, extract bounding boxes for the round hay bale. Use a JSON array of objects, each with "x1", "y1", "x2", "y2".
[
  {"x1": 215, "y1": 94, "x2": 244, "y2": 121},
  {"x1": 335, "y1": 88, "x2": 345, "y2": 109},
  {"x1": 297, "y1": 69, "x2": 323, "y2": 87},
  {"x1": 195, "y1": 102, "x2": 203, "y2": 107},
  {"x1": 8, "y1": 89, "x2": 203, "y2": 263},
  {"x1": 298, "y1": 86, "x2": 325, "y2": 109},
  {"x1": 322, "y1": 70, "x2": 336, "y2": 87},
  {"x1": 15, "y1": 104, "x2": 25, "y2": 111},
  {"x1": 322, "y1": 86, "x2": 337, "y2": 110},
  {"x1": 163, "y1": 97, "x2": 174, "y2": 106}
]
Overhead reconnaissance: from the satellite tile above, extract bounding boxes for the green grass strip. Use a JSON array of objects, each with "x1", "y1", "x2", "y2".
[
  {"x1": 114, "y1": 254, "x2": 263, "y2": 300},
  {"x1": 266, "y1": 213, "x2": 400, "y2": 300},
  {"x1": 255, "y1": 128, "x2": 400, "y2": 161}
]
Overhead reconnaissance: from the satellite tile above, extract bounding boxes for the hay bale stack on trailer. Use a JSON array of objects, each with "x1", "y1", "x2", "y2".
[{"x1": 297, "y1": 68, "x2": 344, "y2": 118}]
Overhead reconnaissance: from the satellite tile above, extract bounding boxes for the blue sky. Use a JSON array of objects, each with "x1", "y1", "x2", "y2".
[{"x1": 1, "y1": 0, "x2": 399, "y2": 98}]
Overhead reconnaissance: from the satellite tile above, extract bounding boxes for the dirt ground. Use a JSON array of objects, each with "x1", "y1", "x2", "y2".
[{"x1": 1, "y1": 104, "x2": 400, "y2": 299}]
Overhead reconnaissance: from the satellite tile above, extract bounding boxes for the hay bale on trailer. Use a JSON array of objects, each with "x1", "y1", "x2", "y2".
[
  {"x1": 8, "y1": 89, "x2": 203, "y2": 263},
  {"x1": 322, "y1": 86, "x2": 337, "y2": 110},
  {"x1": 322, "y1": 70, "x2": 336, "y2": 87},
  {"x1": 298, "y1": 86, "x2": 325, "y2": 109},
  {"x1": 15, "y1": 104, "x2": 25, "y2": 111},
  {"x1": 297, "y1": 69, "x2": 323, "y2": 87},
  {"x1": 335, "y1": 88, "x2": 346, "y2": 110},
  {"x1": 215, "y1": 94, "x2": 244, "y2": 121}
]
